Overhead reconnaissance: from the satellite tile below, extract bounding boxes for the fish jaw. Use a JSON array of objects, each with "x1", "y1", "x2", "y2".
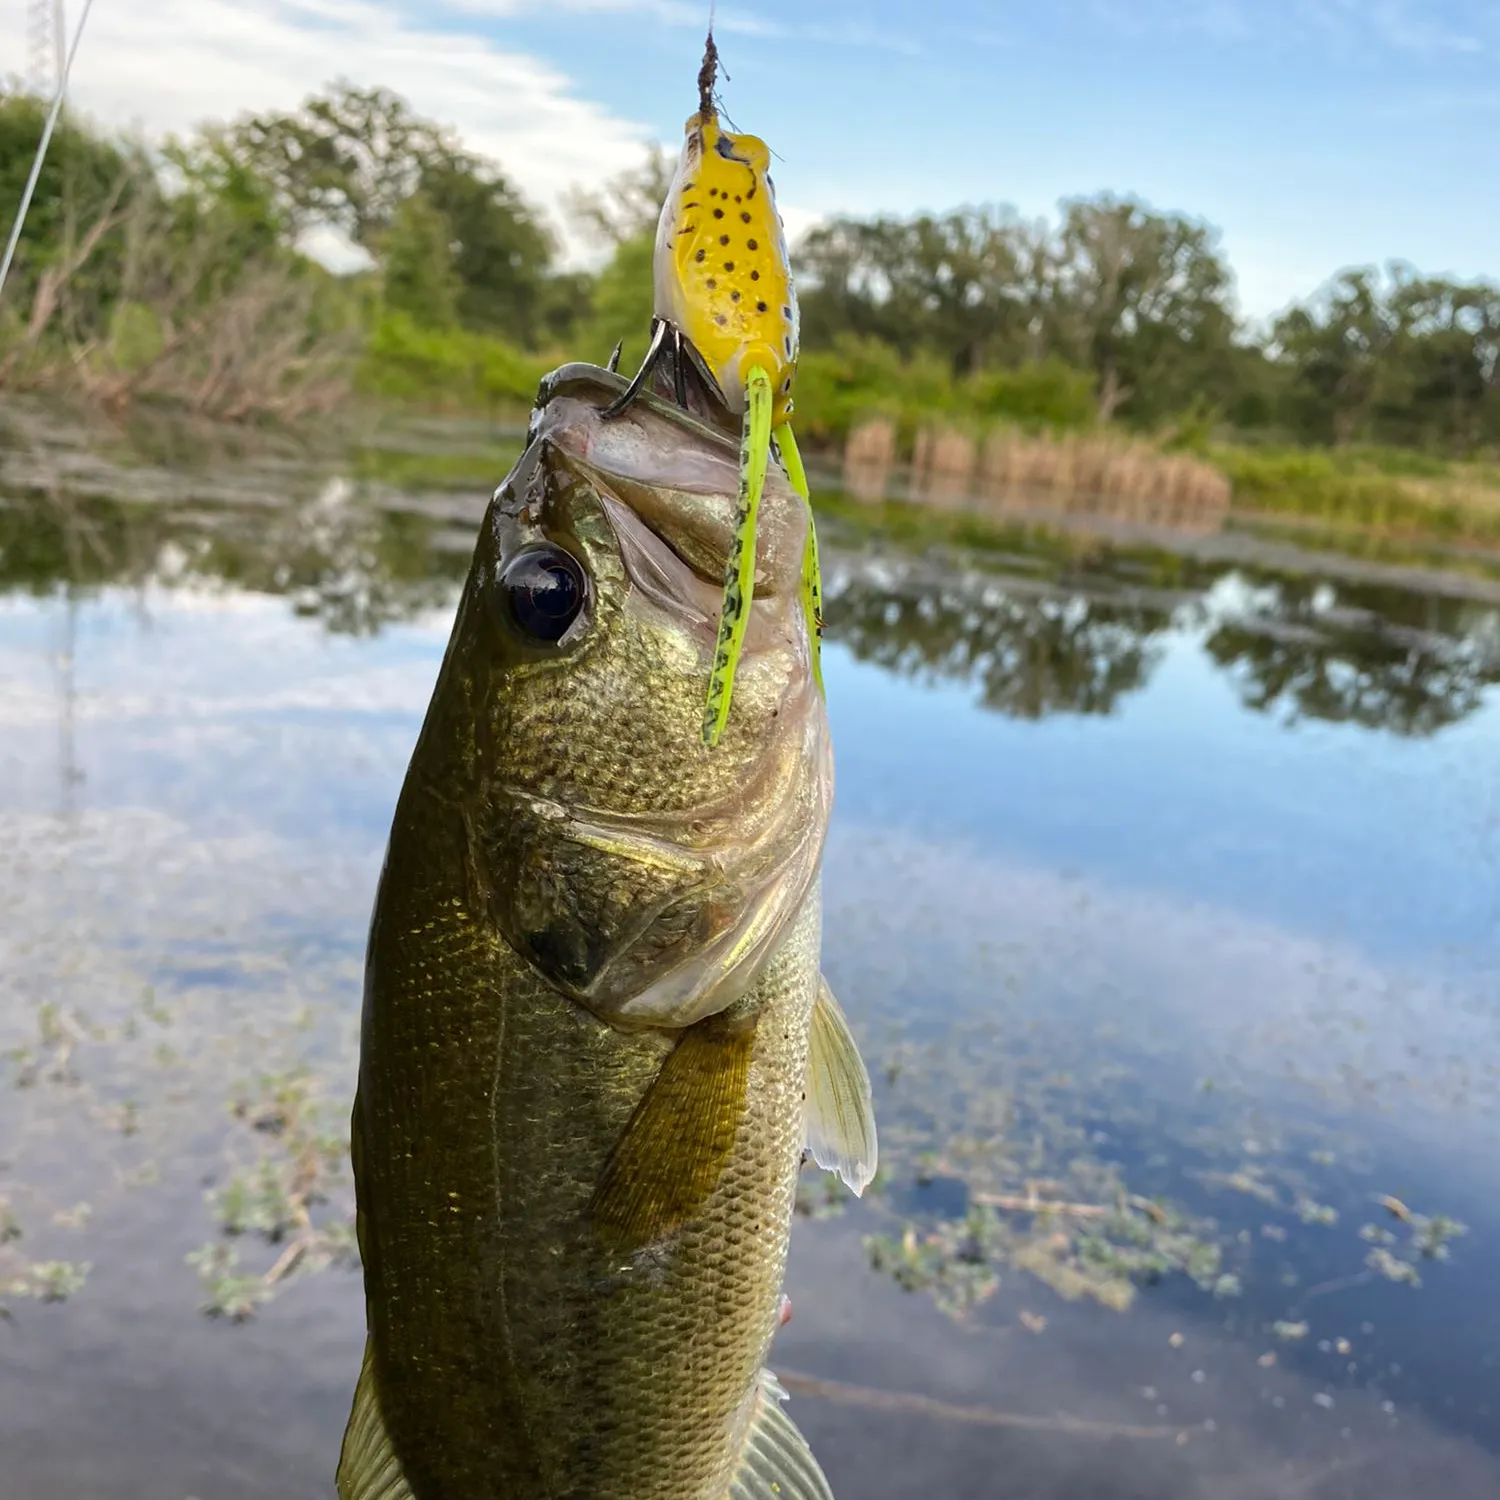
[
  {"x1": 453, "y1": 370, "x2": 832, "y2": 1032},
  {"x1": 541, "y1": 389, "x2": 806, "y2": 600}
]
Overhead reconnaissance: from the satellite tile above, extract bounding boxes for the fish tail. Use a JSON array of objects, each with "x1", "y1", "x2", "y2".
[
  {"x1": 773, "y1": 422, "x2": 825, "y2": 698},
  {"x1": 703, "y1": 364, "x2": 774, "y2": 747}
]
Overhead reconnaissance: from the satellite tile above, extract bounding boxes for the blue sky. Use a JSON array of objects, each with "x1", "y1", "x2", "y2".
[{"x1": 11, "y1": 0, "x2": 1498, "y2": 322}]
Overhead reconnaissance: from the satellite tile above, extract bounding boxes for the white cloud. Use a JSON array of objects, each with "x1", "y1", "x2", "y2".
[
  {"x1": 1086, "y1": 0, "x2": 1494, "y2": 55},
  {"x1": 2, "y1": 0, "x2": 661, "y2": 257}
]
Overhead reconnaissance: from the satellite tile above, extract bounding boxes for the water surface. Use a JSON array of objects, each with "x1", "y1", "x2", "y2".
[{"x1": 2, "y1": 408, "x2": 1497, "y2": 1498}]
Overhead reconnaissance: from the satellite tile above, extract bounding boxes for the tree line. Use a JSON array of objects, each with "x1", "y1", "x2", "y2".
[{"x1": 1, "y1": 79, "x2": 1495, "y2": 452}]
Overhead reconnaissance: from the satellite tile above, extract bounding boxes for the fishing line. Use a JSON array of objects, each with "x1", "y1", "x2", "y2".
[{"x1": 0, "y1": 0, "x2": 99, "y2": 303}]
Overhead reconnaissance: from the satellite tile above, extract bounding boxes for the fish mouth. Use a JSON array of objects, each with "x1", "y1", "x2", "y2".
[
  {"x1": 533, "y1": 364, "x2": 806, "y2": 603},
  {"x1": 489, "y1": 364, "x2": 829, "y2": 1030}
]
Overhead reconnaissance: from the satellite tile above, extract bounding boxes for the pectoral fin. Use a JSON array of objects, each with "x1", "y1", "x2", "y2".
[
  {"x1": 336, "y1": 1339, "x2": 416, "y2": 1500},
  {"x1": 703, "y1": 363, "x2": 775, "y2": 747},
  {"x1": 804, "y1": 977, "x2": 878, "y2": 1195},
  {"x1": 728, "y1": 1369, "x2": 836, "y2": 1500},
  {"x1": 590, "y1": 1013, "x2": 755, "y2": 1250}
]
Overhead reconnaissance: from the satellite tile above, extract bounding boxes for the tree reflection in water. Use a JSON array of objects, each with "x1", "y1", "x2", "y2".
[
  {"x1": 822, "y1": 555, "x2": 1170, "y2": 718},
  {"x1": 1201, "y1": 575, "x2": 1500, "y2": 737},
  {"x1": 5, "y1": 483, "x2": 1500, "y2": 737},
  {"x1": 820, "y1": 547, "x2": 1500, "y2": 737}
]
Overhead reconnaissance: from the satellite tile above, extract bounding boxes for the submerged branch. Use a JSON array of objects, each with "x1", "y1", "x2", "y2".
[{"x1": 774, "y1": 1369, "x2": 1179, "y2": 1440}]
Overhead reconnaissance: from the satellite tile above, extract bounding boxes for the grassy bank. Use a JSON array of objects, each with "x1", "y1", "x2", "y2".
[
  {"x1": 350, "y1": 322, "x2": 1500, "y2": 552},
  {"x1": 1215, "y1": 444, "x2": 1500, "y2": 548},
  {"x1": 353, "y1": 313, "x2": 549, "y2": 422},
  {"x1": 15, "y1": 291, "x2": 1500, "y2": 555}
]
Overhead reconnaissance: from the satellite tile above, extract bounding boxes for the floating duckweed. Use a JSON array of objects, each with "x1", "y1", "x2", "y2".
[
  {"x1": 1366, "y1": 1247, "x2": 1422, "y2": 1286},
  {"x1": 1412, "y1": 1214, "x2": 1467, "y2": 1259},
  {"x1": 1295, "y1": 1197, "x2": 1339, "y2": 1227},
  {"x1": 795, "y1": 1174, "x2": 851, "y2": 1220},
  {"x1": 16, "y1": 1260, "x2": 91, "y2": 1302},
  {"x1": 186, "y1": 1243, "x2": 271, "y2": 1321}
]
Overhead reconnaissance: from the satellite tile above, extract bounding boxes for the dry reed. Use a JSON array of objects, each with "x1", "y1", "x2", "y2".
[
  {"x1": 911, "y1": 425, "x2": 978, "y2": 509},
  {"x1": 840, "y1": 417, "x2": 1232, "y2": 532},
  {"x1": 842, "y1": 415, "x2": 897, "y2": 502},
  {"x1": 0, "y1": 168, "x2": 358, "y2": 424}
]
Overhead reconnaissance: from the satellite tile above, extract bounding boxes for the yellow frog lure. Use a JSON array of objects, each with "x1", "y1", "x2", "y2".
[{"x1": 603, "y1": 34, "x2": 823, "y2": 748}]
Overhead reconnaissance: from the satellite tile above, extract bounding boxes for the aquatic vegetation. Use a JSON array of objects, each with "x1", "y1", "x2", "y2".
[
  {"x1": 865, "y1": 1212, "x2": 1003, "y2": 1320},
  {"x1": 1, "y1": 1193, "x2": 91, "y2": 1312},
  {"x1": 856, "y1": 1103, "x2": 1235, "y2": 1316},
  {"x1": 186, "y1": 1243, "x2": 272, "y2": 1322},
  {"x1": 1216, "y1": 446, "x2": 1500, "y2": 549},
  {"x1": 191, "y1": 1066, "x2": 357, "y2": 1314},
  {"x1": 3, "y1": 1001, "x2": 101, "y2": 1088},
  {"x1": 795, "y1": 1174, "x2": 854, "y2": 1221},
  {"x1": 4, "y1": 1258, "x2": 91, "y2": 1303},
  {"x1": 1366, "y1": 1248, "x2": 1423, "y2": 1287},
  {"x1": 1295, "y1": 1196, "x2": 1339, "y2": 1227},
  {"x1": 1355, "y1": 1207, "x2": 1469, "y2": 1290}
]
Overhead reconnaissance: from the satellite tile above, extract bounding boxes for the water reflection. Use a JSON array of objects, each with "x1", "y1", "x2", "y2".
[
  {"x1": 1202, "y1": 575, "x2": 1500, "y2": 736},
  {"x1": 822, "y1": 554, "x2": 1171, "y2": 718},
  {"x1": 8, "y1": 483, "x2": 1500, "y2": 739},
  {"x1": 3, "y1": 426, "x2": 1500, "y2": 1499},
  {"x1": 0, "y1": 483, "x2": 469, "y2": 636},
  {"x1": 822, "y1": 544, "x2": 1500, "y2": 736}
]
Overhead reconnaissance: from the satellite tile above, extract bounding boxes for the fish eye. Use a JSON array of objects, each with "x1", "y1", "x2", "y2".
[{"x1": 499, "y1": 546, "x2": 587, "y2": 643}]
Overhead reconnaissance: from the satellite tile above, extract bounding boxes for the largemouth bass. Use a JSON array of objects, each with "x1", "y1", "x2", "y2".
[{"x1": 337, "y1": 363, "x2": 877, "y2": 1500}]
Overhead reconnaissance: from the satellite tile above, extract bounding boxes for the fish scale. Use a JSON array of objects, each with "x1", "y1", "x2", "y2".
[{"x1": 358, "y1": 810, "x2": 818, "y2": 1499}]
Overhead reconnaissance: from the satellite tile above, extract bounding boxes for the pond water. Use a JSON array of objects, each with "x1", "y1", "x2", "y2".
[{"x1": 2, "y1": 405, "x2": 1499, "y2": 1499}]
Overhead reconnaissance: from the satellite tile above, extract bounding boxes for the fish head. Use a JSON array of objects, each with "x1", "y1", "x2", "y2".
[
  {"x1": 425, "y1": 368, "x2": 830, "y2": 1031},
  {"x1": 653, "y1": 112, "x2": 799, "y2": 418}
]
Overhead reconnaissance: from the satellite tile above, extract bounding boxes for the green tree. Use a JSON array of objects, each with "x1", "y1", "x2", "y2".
[
  {"x1": 1271, "y1": 264, "x2": 1500, "y2": 451},
  {"x1": 221, "y1": 82, "x2": 447, "y2": 246},
  {"x1": 1048, "y1": 195, "x2": 1237, "y2": 423},
  {"x1": 1271, "y1": 267, "x2": 1393, "y2": 444},
  {"x1": 796, "y1": 209, "x2": 1046, "y2": 375},
  {"x1": 220, "y1": 82, "x2": 554, "y2": 342},
  {"x1": 416, "y1": 154, "x2": 553, "y2": 341},
  {"x1": 564, "y1": 147, "x2": 674, "y2": 249},
  {"x1": 380, "y1": 191, "x2": 461, "y2": 328},
  {"x1": 0, "y1": 89, "x2": 135, "y2": 258},
  {"x1": 560, "y1": 148, "x2": 682, "y2": 365},
  {"x1": 162, "y1": 128, "x2": 288, "y2": 290},
  {"x1": 582, "y1": 228, "x2": 654, "y2": 368},
  {"x1": 0, "y1": 89, "x2": 143, "y2": 342},
  {"x1": 1383, "y1": 269, "x2": 1500, "y2": 450}
]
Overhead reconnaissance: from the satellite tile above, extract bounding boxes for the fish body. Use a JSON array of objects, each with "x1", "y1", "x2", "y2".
[{"x1": 338, "y1": 365, "x2": 875, "y2": 1500}]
